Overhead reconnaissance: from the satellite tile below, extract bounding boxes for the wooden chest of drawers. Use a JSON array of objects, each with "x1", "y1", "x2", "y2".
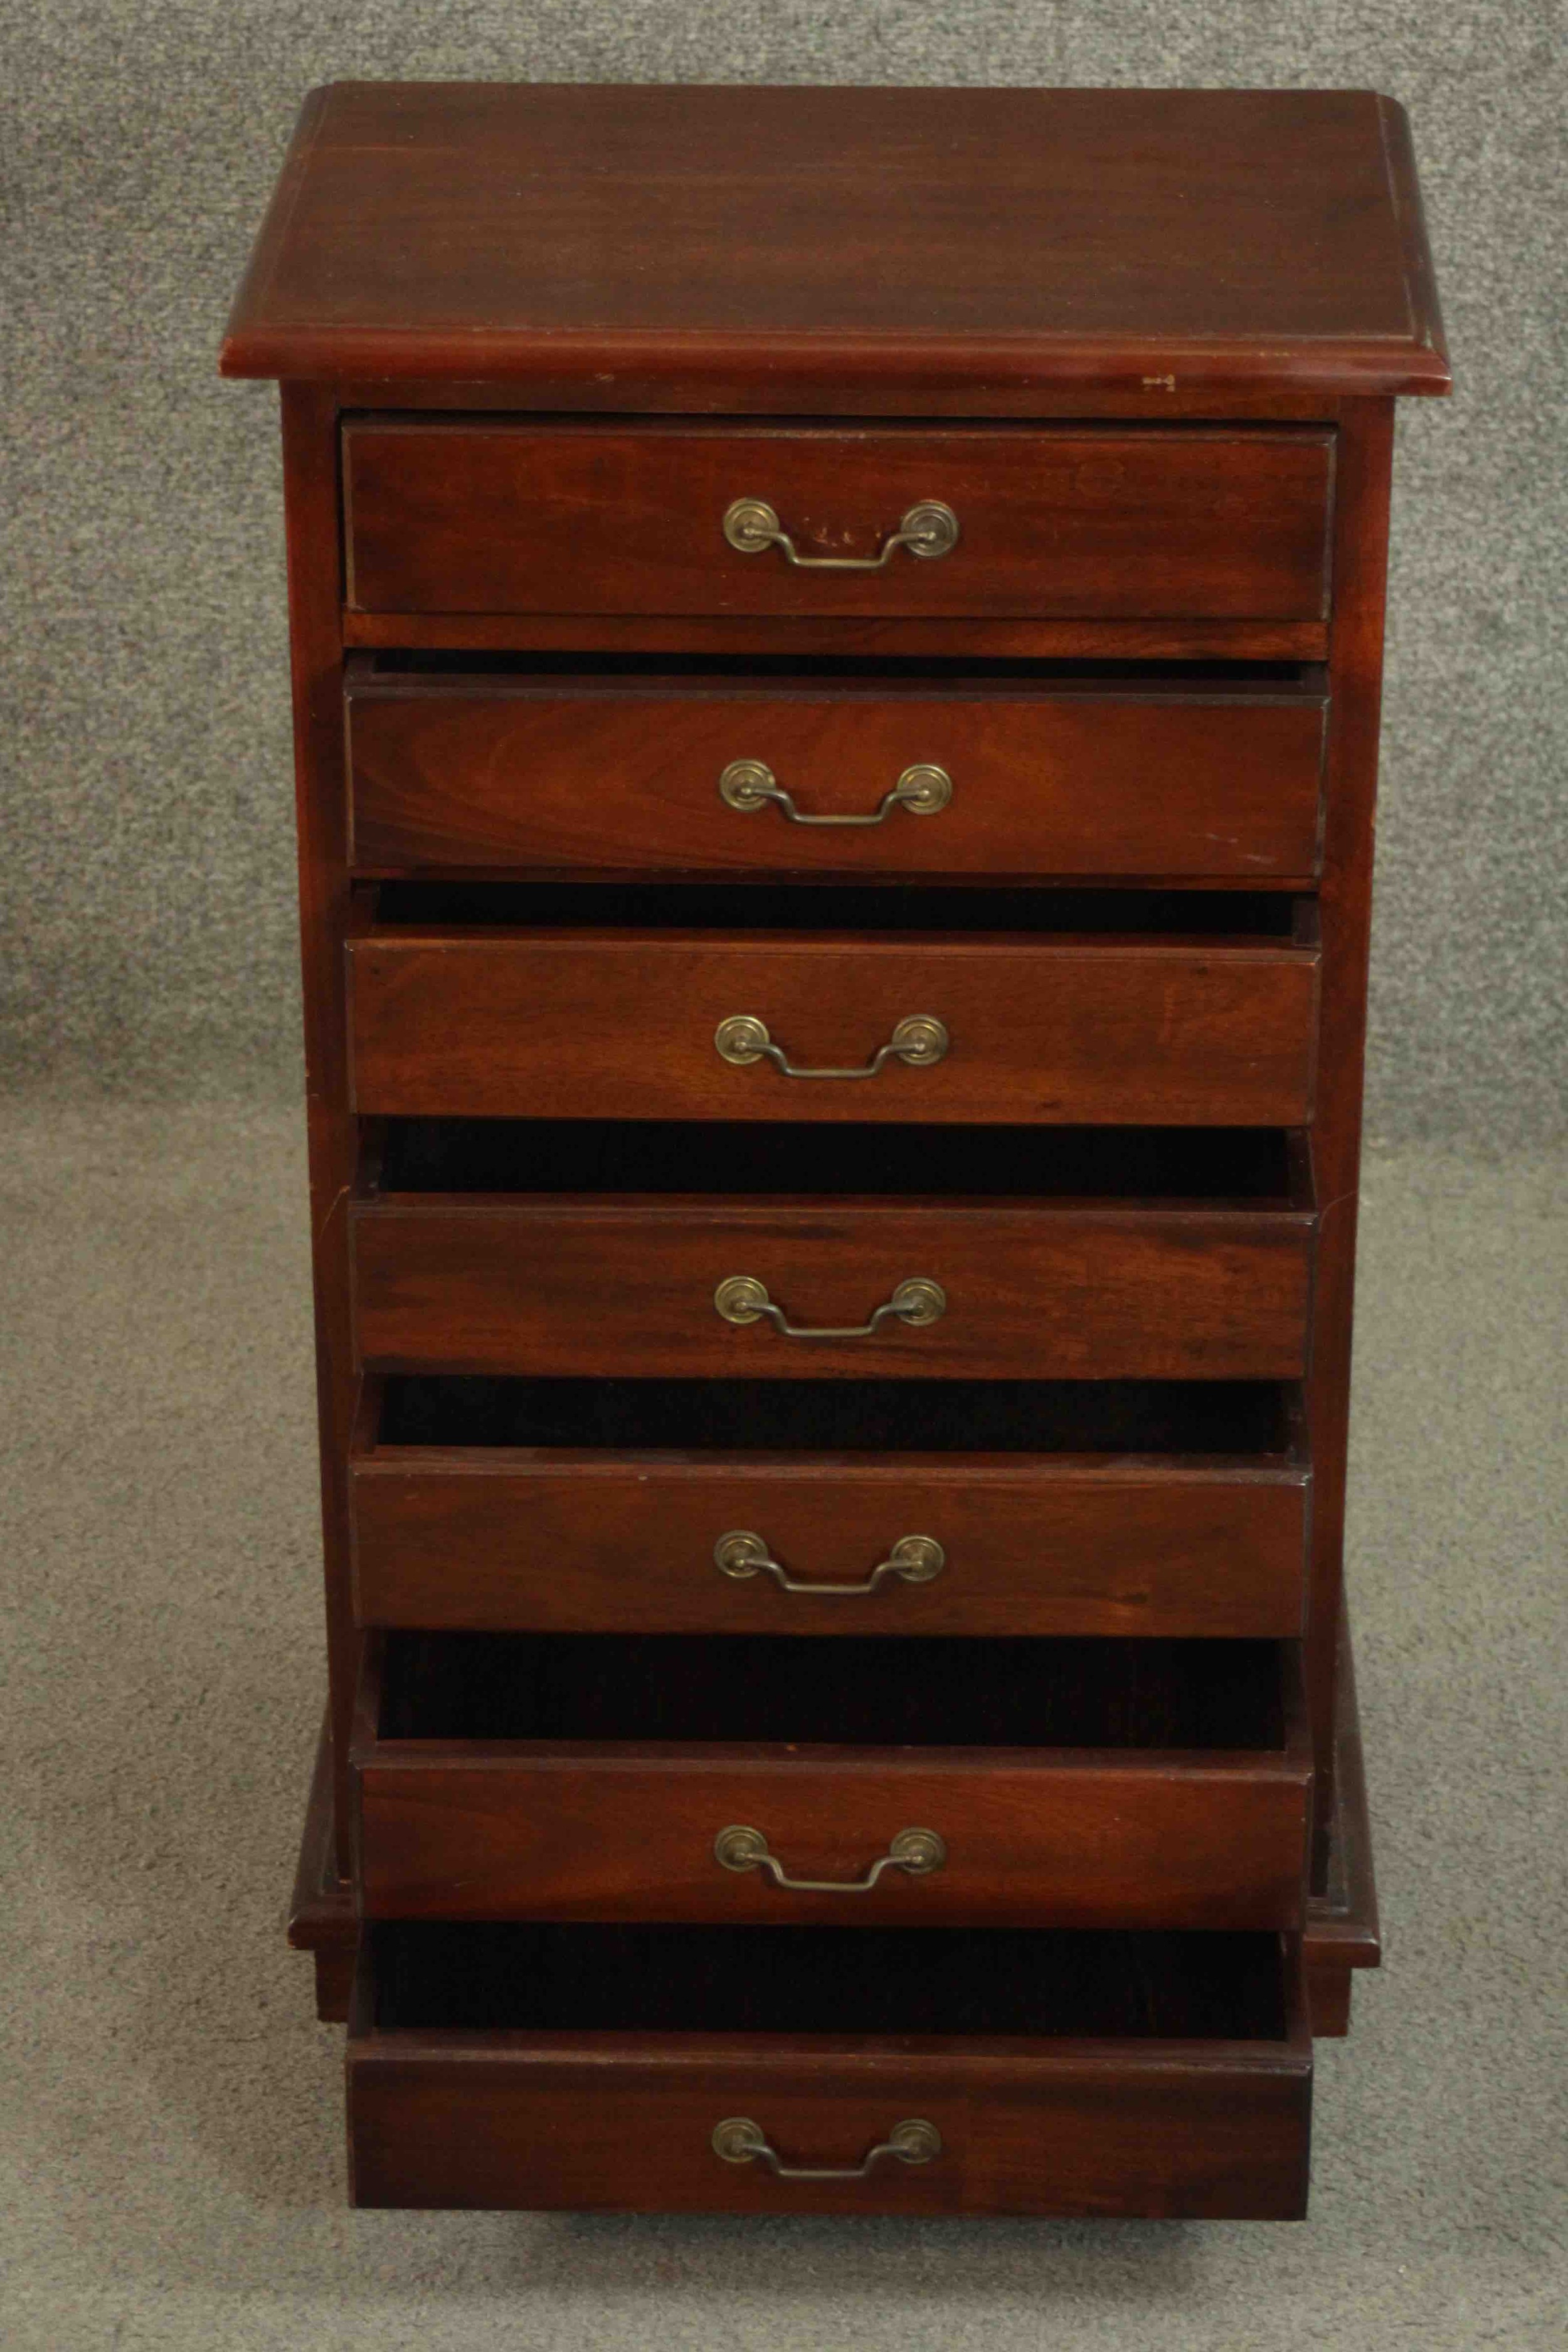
[{"x1": 223, "y1": 80, "x2": 1448, "y2": 2220}]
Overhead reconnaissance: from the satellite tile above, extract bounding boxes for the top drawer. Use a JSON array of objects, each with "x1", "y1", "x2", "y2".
[{"x1": 342, "y1": 423, "x2": 1335, "y2": 622}]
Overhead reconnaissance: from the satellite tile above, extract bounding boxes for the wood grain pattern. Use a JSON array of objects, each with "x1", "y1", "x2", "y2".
[
  {"x1": 299, "y1": 1616, "x2": 1379, "y2": 2035},
  {"x1": 349, "y1": 1199, "x2": 1315, "y2": 1382},
  {"x1": 347, "y1": 930, "x2": 1320, "y2": 1126},
  {"x1": 350, "y1": 1634, "x2": 1311, "y2": 1928},
  {"x1": 346, "y1": 1949, "x2": 1313, "y2": 2218},
  {"x1": 346, "y1": 662, "x2": 1327, "y2": 879},
  {"x1": 220, "y1": 83, "x2": 1447, "y2": 400},
  {"x1": 347, "y1": 2042, "x2": 1311, "y2": 2218},
  {"x1": 342, "y1": 422, "x2": 1335, "y2": 622},
  {"x1": 354, "y1": 1754, "x2": 1311, "y2": 1929},
  {"x1": 348, "y1": 1443, "x2": 1310, "y2": 1641}
]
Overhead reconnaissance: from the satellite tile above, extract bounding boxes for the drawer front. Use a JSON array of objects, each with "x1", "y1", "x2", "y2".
[
  {"x1": 347, "y1": 934, "x2": 1319, "y2": 1126},
  {"x1": 346, "y1": 669, "x2": 1328, "y2": 878},
  {"x1": 342, "y1": 423, "x2": 1335, "y2": 620},
  {"x1": 349, "y1": 1201, "x2": 1315, "y2": 1382},
  {"x1": 354, "y1": 1751, "x2": 1310, "y2": 1929},
  {"x1": 347, "y1": 1924, "x2": 1312, "y2": 2217},
  {"x1": 350, "y1": 1450, "x2": 1310, "y2": 1639},
  {"x1": 350, "y1": 2048, "x2": 1310, "y2": 2217}
]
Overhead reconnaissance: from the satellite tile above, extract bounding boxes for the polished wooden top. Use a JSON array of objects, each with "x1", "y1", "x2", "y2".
[{"x1": 221, "y1": 82, "x2": 1448, "y2": 395}]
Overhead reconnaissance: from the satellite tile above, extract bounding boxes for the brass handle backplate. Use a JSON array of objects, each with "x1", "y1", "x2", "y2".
[
  {"x1": 715, "y1": 1530, "x2": 946, "y2": 1595},
  {"x1": 719, "y1": 759, "x2": 953, "y2": 827},
  {"x1": 712, "y1": 2116, "x2": 943, "y2": 2180},
  {"x1": 714, "y1": 1824, "x2": 947, "y2": 1893},
  {"x1": 723, "y1": 497, "x2": 959, "y2": 570},
  {"x1": 714, "y1": 1274, "x2": 946, "y2": 1340},
  {"x1": 715, "y1": 1013, "x2": 948, "y2": 1080}
]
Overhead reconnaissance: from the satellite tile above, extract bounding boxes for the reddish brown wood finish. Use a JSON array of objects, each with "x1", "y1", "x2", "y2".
[
  {"x1": 221, "y1": 83, "x2": 1446, "y2": 400},
  {"x1": 349, "y1": 1197, "x2": 1315, "y2": 1383},
  {"x1": 348, "y1": 1419, "x2": 1310, "y2": 1641},
  {"x1": 346, "y1": 1948, "x2": 1313, "y2": 2217},
  {"x1": 343, "y1": 421, "x2": 1335, "y2": 623},
  {"x1": 279, "y1": 385, "x2": 361, "y2": 1875},
  {"x1": 346, "y1": 662, "x2": 1327, "y2": 879},
  {"x1": 349, "y1": 1638, "x2": 1311, "y2": 1929},
  {"x1": 347, "y1": 929, "x2": 1320, "y2": 1127},
  {"x1": 1305, "y1": 400, "x2": 1394, "y2": 1869},
  {"x1": 332, "y1": 381, "x2": 1343, "y2": 423},
  {"x1": 296, "y1": 1620, "x2": 1379, "y2": 2033},
  {"x1": 228, "y1": 80, "x2": 1448, "y2": 2208},
  {"x1": 287, "y1": 1712, "x2": 358, "y2": 2020},
  {"x1": 1306, "y1": 1969, "x2": 1352, "y2": 2036},
  {"x1": 355, "y1": 1753, "x2": 1311, "y2": 1930},
  {"x1": 1303, "y1": 1601, "x2": 1382, "y2": 2026},
  {"x1": 343, "y1": 612, "x2": 1332, "y2": 661}
]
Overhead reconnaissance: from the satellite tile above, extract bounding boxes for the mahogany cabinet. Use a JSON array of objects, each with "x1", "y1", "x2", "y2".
[{"x1": 223, "y1": 80, "x2": 1448, "y2": 2217}]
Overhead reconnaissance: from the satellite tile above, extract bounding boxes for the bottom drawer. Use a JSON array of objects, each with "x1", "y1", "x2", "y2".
[{"x1": 347, "y1": 1922, "x2": 1311, "y2": 2217}]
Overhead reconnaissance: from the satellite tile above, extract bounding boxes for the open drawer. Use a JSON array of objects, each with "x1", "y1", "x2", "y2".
[
  {"x1": 350, "y1": 1374, "x2": 1310, "y2": 1638},
  {"x1": 347, "y1": 1920, "x2": 1313, "y2": 2217},
  {"x1": 348, "y1": 1121, "x2": 1315, "y2": 1382},
  {"x1": 346, "y1": 882, "x2": 1320, "y2": 1128},
  {"x1": 344, "y1": 653, "x2": 1328, "y2": 881},
  {"x1": 350, "y1": 1630, "x2": 1311, "y2": 1928}
]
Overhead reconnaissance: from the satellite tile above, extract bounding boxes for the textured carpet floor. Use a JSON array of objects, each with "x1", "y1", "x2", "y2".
[{"x1": 1, "y1": 1104, "x2": 1562, "y2": 2349}]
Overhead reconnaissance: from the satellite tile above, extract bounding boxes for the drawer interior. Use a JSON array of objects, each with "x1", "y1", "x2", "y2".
[
  {"x1": 374, "y1": 1373, "x2": 1295, "y2": 1456},
  {"x1": 369, "y1": 880, "x2": 1301, "y2": 936},
  {"x1": 360, "y1": 650, "x2": 1320, "y2": 688},
  {"x1": 370, "y1": 1119, "x2": 1300, "y2": 1200},
  {"x1": 374, "y1": 1630, "x2": 1290, "y2": 1747},
  {"x1": 367, "y1": 1918, "x2": 1291, "y2": 2039}
]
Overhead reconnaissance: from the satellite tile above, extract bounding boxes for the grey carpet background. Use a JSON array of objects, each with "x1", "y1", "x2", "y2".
[{"x1": 3, "y1": 2, "x2": 1565, "y2": 1138}]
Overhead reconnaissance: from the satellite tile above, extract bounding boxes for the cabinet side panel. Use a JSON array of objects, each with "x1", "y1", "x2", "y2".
[
  {"x1": 1307, "y1": 396, "x2": 1394, "y2": 1872},
  {"x1": 280, "y1": 380, "x2": 359, "y2": 1875}
]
